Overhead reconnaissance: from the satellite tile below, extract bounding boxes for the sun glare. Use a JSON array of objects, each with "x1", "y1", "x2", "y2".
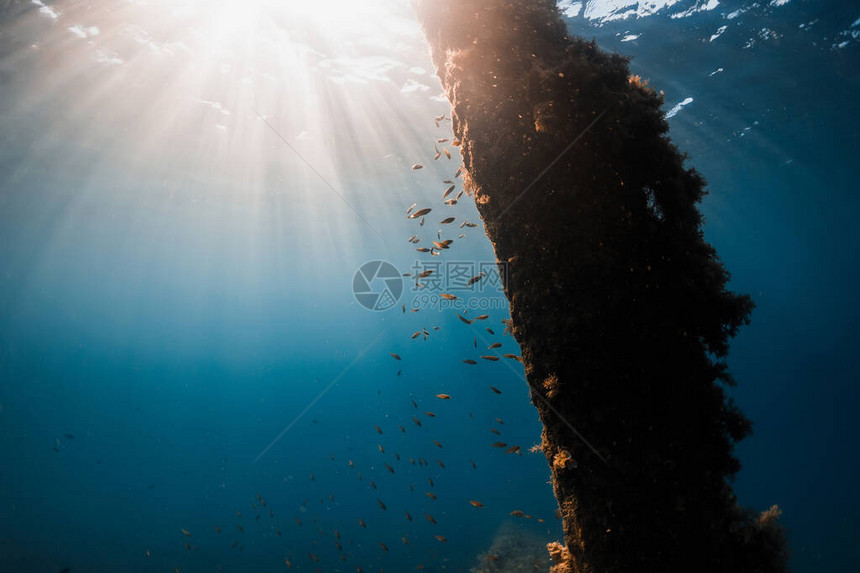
[{"x1": 11, "y1": 0, "x2": 448, "y2": 255}]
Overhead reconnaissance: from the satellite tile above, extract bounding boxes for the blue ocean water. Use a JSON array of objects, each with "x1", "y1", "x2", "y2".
[{"x1": 0, "y1": 1, "x2": 857, "y2": 572}]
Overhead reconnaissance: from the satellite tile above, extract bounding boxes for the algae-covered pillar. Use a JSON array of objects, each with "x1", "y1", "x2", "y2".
[{"x1": 415, "y1": 1, "x2": 788, "y2": 572}]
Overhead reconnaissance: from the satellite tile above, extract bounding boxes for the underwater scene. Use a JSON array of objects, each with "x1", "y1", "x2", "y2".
[{"x1": 0, "y1": 1, "x2": 857, "y2": 572}]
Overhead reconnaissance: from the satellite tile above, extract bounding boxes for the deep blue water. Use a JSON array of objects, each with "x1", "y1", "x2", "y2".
[{"x1": 0, "y1": 1, "x2": 858, "y2": 572}]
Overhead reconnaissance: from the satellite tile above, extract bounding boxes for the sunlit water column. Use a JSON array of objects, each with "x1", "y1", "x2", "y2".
[{"x1": 415, "y1": 1, "x2": 789, "y2": 571}]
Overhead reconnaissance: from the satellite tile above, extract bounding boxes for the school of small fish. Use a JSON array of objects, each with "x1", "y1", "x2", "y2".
[{"x1": 154, "y1": 111, "x2": 543, "y2": 573}]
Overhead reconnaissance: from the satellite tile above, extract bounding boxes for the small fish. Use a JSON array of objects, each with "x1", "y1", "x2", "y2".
[
  {"x1": 439, "y1": 217, "x2": 455, "y2": 224},
  {"x1": 370, "y1": 480, "x2": 377, "y2": 490},
  {"x1": 358, "y1": 518, "x2": 367, "y2": 528},
  {"x1": 486, "y1": 328, "x2": 495, "y2": 335},
  {"x1": 407, "y1": 235, "x2": 420, "y2": 243},
  {"x1": 469, "y1": 500, "x2": 485, "y2": 508},
  {"x1": 181, "y1": 528, "x2": 192, "y2": 537},
  {"x1": 413, "y1": 415, "x2": 422, "y2": 425},
  {"x1": 406, "y1": 203, "x2": 416, "y2": 215},
  {"x1": 496, "y1": 418, "x2": 505, "y2": 424},
  {"x1": 434, "y1": 113, "x2": 446, "y2": 121},
  {"x1": 435, "y1": 534, "x2": 448, "y2": 542},
  {"x1": 433, "y1": 440, "x2": 443, "y2": 448},
  {"x1": 452, "y1": 139, "x2": 461, "y2": 146},
  {"x1": 214, "y1": 526, "x2": 222, "y2": 533},
  {"x1": 416, "y1": 247, "x2": 431, "y2": 253},
  {"x1": 481, "y1": 355, "x2": 500, "y2": 361},
  {"x1": 411, "y1": 400, "x2": 418, "y2": 408},
  {"x1": 463, "y1": 359, "x2": 477, "y2": 364},
  {"x1": 457, "y1": 314, "x2": 473, "y2": 325},
  {"x1": 475, "y1": 314, "x2": 489, "y2": 320},
  {"x1": 437, "y1": 138, "x2": 449, "y2": 143},
  {"x1": 488, "y1": 342, "x2": 502, "y2": 349},
  {"x1": 378, "y1": 541, "x2": 389, "y2": 552},
  {"x1": 284, "y1": 558, "x2": 292, "y2": 568},
  {"x1": 471, "y1": 460, "x2": 477, "y2": 469},
  {"x1": 389, "y1": 352, "x2": 401, "y2": 360},
  {"x1": 503, "y1": 354, "x2": 522, "y2": 361},
  {"x1": 505, "y1": 445, "x2": 522, "y2": 455},
  {"x1": 442, "y1": 185, "x2": 456, "y2": 198},
  {"x1": 412, "y1": 164, "x2": 423, "y2": 170},
  {"x1": 399, "y1": 425, "x2": 406, "y2": 432},
  {"x1": 443, "y1": 179, "x2": 454, "y2": 184},
  {"x1": 435, "y1": 394, "x2": 451, "y2": 400},
  {"x1": 491, "y1": 442, "x2": 508, "y2": 448},
  {"x1": 510, "y1": 510, "x2": 526, "y2": 517},
  {"x1": 434, "y1": 151, "x2": 441, "y2": 160},
  {"x1": 237, "y1": 524, "x2": 244, "y2": 532},
  {"x1": 411, "y1": 331, "x2": 422, "y2": 339},
  {"x1": 445, "y1": 199, "x2": 458, "y2": 206},
  {"x1": 455, "y1": 166, "x2": 464, "y2": 178},
  {"x1": 408, "y1": 208, "x2": 431, "y2": 219},
  {"x1": 436, "y1": 459, "x2": 446, "y2": 468},
  {"x1": 440, "y1": 293, "x2": 458, "y2": 300},
  {"x1": 384, "y1": 463, "x2": 395, "y2": 474},
  {"x1": 425, "y1": 411, "x2": 436, "y2": 417},
  {"x1": 424, "y1": 513, "x2": 437, "y2": 524},
  {"x1": 443, "y1": 147, "x2": 451, "y2": 159},
  {"x1": 490, "y1": 428, "x2": 501, "y2": 435},
  {"x1": 378, "y1": 444, "x2": 385, "y2": 454},
  {"x1": 425, "y1": 492, "x2": 437, "y2": 500}
]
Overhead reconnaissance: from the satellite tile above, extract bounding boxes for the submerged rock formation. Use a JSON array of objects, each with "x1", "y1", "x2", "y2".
[
  {"x1": 415, "y1": 1, "x2": 788, "y2": 572},
  {"x1": 470, "y1": 521, "x2": 550, "y2": 572}
]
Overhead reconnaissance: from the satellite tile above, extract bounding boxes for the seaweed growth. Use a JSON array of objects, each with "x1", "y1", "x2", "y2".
[{"x1": 415, "y1": 1, "x2": 789, "y2": 572}]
